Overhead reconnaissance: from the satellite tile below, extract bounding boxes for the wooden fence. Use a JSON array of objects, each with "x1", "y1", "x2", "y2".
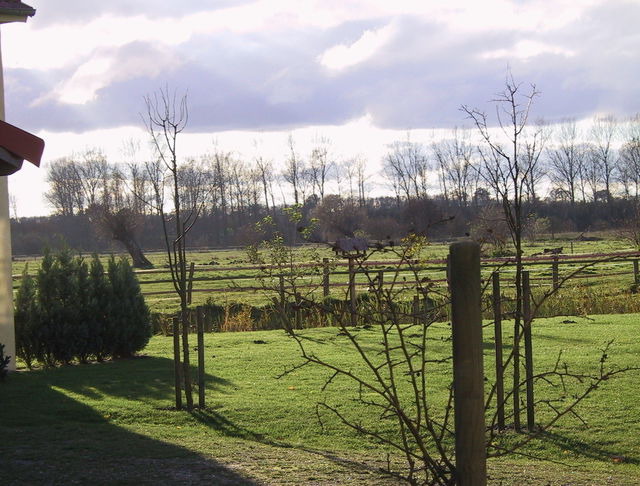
[
  {"x1": 12, "y1": 250, "x2": 640, "y2": 304},
  {"x1": 136, "y1": 250, "x2": 640, "y2": 302}
]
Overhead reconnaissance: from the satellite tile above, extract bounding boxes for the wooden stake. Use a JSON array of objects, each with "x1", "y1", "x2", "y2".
[
  {"x1": 348, "y1": 257, "x2": 357, "y2": 326},
  {"x1": 492, "y1": 272, "x2": 505, "y2": 430},
  {"x1": 322, "y1": 258, "x2": 330, "y2": 297},
  {"x1": 523, "y1": 271, "x2": 535, "y2": 431},
  {"x1": 197, "y1": 306, "x2": 205, "y2": 409},
  {"x1": 449, "y1": 241, "x2": 487, "y2": 485},
  {"x1": 187, "y1": 262, "x2": 195, "y2": 305},
  {"x1": 181, "y1": 310, "x2": 194, "y2": 410},
  {"x1": 172, "y1": 317, "x2": 182, "y2": 410}
]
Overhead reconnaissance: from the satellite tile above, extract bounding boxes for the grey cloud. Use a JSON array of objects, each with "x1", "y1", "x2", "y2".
[{"x1": 7, "y1": 3, "x2": 640, "y2": 135}]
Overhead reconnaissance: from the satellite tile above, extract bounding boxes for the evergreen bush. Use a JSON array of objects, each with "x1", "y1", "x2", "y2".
[
  {"x1": 0, "y1": 343, "x2": 10, "y2": 381},
  {"x1": 14, "y1": 265, "x2": 39, "y2": 369},
  {"x1": 87, "y1": 255, "x2": 110, "y2": 361},
  {"x1": 14, "y1": 250, "x2": 151, "y2": 367},
  {"x1": 107, "y1": 256, "x2": 151, "y2": 358}
]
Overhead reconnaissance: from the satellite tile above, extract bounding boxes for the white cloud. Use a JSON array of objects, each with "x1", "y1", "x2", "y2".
[
  {"x1": 319, "y1": 23, "x2": 396, "y2": 71},
  {"x1": 481, "y1": 40, "x2": 575, "y2": 61}
]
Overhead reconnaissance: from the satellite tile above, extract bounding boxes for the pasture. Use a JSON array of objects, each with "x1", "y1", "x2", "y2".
[
  {"x1": 11, "y1": 233, "x2": 640, "y2": 317},
  {"x1": 2, "y1": 313, "x2": 639, "y2": 484}
]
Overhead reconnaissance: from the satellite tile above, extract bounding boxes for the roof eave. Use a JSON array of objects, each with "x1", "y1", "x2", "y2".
[{"x1": 0, "y1": 3, "x2": 36, "y2": 20}]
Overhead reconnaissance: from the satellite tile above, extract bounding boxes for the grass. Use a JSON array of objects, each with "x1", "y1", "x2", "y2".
[
  {"x1": 11, "y1": 234, "x2": 640, "y2": 317},
  {"x1": 2, "y1": 313, "x2": 639, "y2": 484}
]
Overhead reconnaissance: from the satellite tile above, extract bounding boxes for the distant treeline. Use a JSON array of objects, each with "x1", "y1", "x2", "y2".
[{"x1": 10, "y1": 195, "x2": 638, "y2": 256}]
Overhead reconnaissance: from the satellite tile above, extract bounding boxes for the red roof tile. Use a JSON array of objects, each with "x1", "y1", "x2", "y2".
[{"x1": 0, "y1": 1, "x2": 35, "y2": 17}]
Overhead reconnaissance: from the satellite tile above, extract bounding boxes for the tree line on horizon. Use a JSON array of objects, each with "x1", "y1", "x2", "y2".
[{"x1": 9, "y1": 113, "x2": 640, "y2": 261}]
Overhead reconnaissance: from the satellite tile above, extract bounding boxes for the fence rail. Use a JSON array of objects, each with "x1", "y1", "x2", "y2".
[
  {"x1": 12, "y1": 250, "x2": 640, "y2": 302},
  {"x1": 140, "y1": 250, "x2": 640, "y2": 299}
]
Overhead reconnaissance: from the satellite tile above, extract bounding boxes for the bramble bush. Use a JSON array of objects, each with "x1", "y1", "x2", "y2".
[{"x1": 14, "y1": 250, "x2": 151, "y2": 368}]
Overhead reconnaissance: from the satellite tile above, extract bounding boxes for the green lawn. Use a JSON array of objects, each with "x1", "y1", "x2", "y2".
[{"x1": 2, "y1": 313, "x2": 639, "y2": 484}]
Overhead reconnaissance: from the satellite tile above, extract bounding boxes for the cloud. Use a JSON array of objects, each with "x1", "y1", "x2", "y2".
[
  {"x1": 4, "y1": 0, "x2": 640, "y2": 136},
  {"x1": 319, "y1": 23, "x2": 396, "y2": 71},
  {"x1": 481, "y1": 40, "x2": 575, "y2": 61}
]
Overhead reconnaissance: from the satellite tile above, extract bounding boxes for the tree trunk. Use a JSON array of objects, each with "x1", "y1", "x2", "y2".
[{"x1": 117, "y1": 235, "x2": 153, "y2": 269}]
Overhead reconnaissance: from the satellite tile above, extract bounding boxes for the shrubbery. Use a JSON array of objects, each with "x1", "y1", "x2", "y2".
[
  {"x1": 0, "y1": 342, "x2": 10, "y2": 381},
  {"x1": 14, "y1": 249, "x2": 151, "y2": 368}
]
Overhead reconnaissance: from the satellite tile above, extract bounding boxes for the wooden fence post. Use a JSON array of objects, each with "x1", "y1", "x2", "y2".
[
  {"x1": 181, "y1": 310, "x2": 194, "y2": 410},
  {"x1": 378, "y1": 270, "x2": 384, "y2": 292},
  {"x1": 634, "y1": 259, "x2": 639, "y2": 286},
  {"x1": 197, "y1": 306, "x2": 206, "y2": 409},
  {"x1": 523, "y1": 271, "x2": 535, "y2": 431},
  {"x1": 491, "y1": 272, "x2": 505, "y2": 430},
  {"x1": 449, "y1": 241, "x2": 487, "y2": 485},
  {"x1": 279, "y1": 275, "x2": 286, "y2": 306},
  {"x1": 348, "y1": 256, "x2": 357, "y2": 326},
  {"x1": 323, "y1": 258, "x2": 330, "y2": 297},
  {"x1": 187, "y1": 262, "x2": 195, "y2": 305},
  {"x1": 412, "y1": 295, "x2": 420, "y2": 326},
  {"x1": 172, "y1": 317, "x2": 183, "y2": 411},
  {"x1": 295, "y1": 292, "x2": 302, "y2": 329},
  {"x1": 552, "y1": 256, "x2": 559, "y2": 290}
]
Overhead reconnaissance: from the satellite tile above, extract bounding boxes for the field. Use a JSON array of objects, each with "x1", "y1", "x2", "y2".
[
  {"x1": 3, "y1": 313, "x2": 639, "y2": 485},
  {"x1": 11, "y1": 233, "x2": 640, "y2": 316}
]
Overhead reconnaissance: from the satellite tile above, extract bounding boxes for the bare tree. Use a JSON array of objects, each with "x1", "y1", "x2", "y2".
[
  {"x1": 45, "y1": 157, "x2": 85, "y2": 216},
  {"x1": 45, "y1": 150, "x2": 153, "y2": 268},
  {"x1": 589, "y1": 115, "x2": 619, "y2": 204},
  {"x1": 383, "y1": 134, "x2": 430, "y2": 201},
  {"x1": 616, "y1": 115, "x2": 640, "y2": 200},
  {"x1": 547, "y1": 120, "x2": 585, "y2": 206},
  {"x1": 143, "y1": 86, "x2": 201, "y2": 410},
  {"x1": 462, "y1": 73, "x2": 543, "y2": 431},
  {"x1": 308, "y1": 135, "x2": 334, "y2": 201},
  {"x1": 433, "y1": 127, "x2": 477, "y2": 206},
  {"x1": 253, "y1": 152, "x2": 275, "y2": 213},
  {"x1": 582, "y1": 143, "x2": 603, "y2": 202},
  {"x1": 282, "y1": 135, "x2": 305, "y2": 206},
  {"x1": 355, "y1": 156, "x2": 369, "y2": 206},
  {"x1": 521, "y1": 120, "x2": 549, "y2": 204}
]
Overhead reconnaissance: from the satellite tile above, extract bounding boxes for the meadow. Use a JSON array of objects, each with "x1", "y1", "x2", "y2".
[
  {"x1": 2, "y1": 313, "x2": 639, "y2": 484},
  {"x1": 11, "y1": 232, "x2": 640, "y2": 318}
]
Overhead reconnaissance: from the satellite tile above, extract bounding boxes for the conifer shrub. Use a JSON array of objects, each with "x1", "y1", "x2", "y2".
[
  {"x1": 106, "y1": 256, "x2": 151, "y2": 358},
  {"x1": 14, "y1": 250, "x2": 151, "y2": 367},
  {"x1": 14, "y1": 266, "x2": 39, "y2": 369},
  {"x1": 0, "y1": 343, "x2": 10, "y2": 381}
]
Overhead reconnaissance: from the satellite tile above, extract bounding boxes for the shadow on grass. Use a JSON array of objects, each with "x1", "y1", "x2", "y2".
[
  {"x1": 189, "y1": 405, "x2": 397, "y2": 481},
  {"x1": 538, "y1": 431, "x2": 640, "y2": 466},
  {"x1": 0, "y1": 358, "x2": 258, "y2": 485}
]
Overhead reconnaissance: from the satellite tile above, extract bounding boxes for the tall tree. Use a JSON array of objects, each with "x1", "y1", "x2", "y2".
[
  {"x1": 589, "y1": 115, "x2": 618, "y2": 204},
  {"x1": 433, "y1": 127, "x2": 476, "y2": 206},
  {"x1": 462, "y1": 74, "x2": 542, "y2": 431},
  {"x1": 45, "y1": 157, "x2": 84, "y2": 216},
  {"x1": 143, "y1": 86, "x2": 200, "y2": 410},
  {"x1": 618, "y1": 116, "x2": 640, "y2": 199},
  {"x1": 309, "y1": 135, "x2": 334, "y2": 201},
  {"x1": 383, "y1": 134, "x2": 430, "y2": 201},
  {"x1": 547, "y1": 120, "x2": 585, "y2": 206},
  {"x1": 45, "y1": 150, "x2": 153, "y2": 268},
  {"x1": 282, "y1": 135, "x2": 305, "y2": 205}
]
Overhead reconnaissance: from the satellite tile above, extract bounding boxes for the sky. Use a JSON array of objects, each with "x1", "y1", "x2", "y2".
[{"x1": 3, "y1": 0, "x2": 640, "y2": 216}]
